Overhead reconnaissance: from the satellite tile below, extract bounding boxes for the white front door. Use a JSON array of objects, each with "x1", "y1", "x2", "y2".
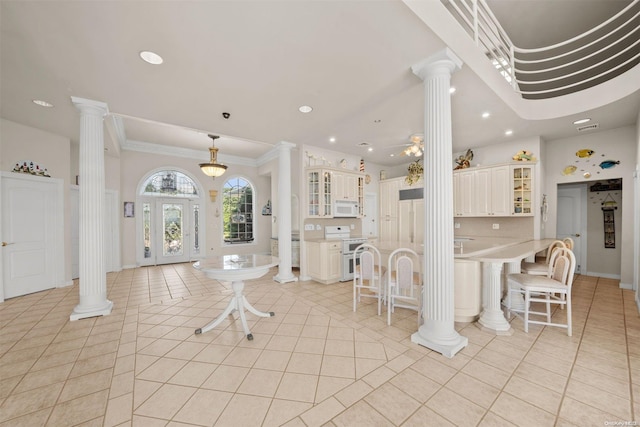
[
  {"x1": 1, "y1": 173, "x2": 64, "y2": 300},
  {"x1": 557, "y1": 184, "x2": 587, "y2": 274},
  {"x1": 155, "y1": 198, "x2": 191, "y2": 265},
  {"x1": 138, "y1": 197, "x2": 196, "y2": 265}
]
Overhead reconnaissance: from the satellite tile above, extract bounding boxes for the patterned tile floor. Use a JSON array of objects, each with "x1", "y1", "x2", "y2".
[{"x1": 0, "y1": 263, "x2": 638, "y2": 426}]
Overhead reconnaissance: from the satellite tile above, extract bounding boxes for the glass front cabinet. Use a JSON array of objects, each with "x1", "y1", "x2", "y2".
[
  {"x1": 307, "y1": 168, "x2": 333, "y2": 217},
  {"x1": 511, "y1": 165, "x2": 534, "y2": 216}
]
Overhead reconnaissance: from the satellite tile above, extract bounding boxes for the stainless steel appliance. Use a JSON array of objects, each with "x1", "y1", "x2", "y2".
[{"x1": 324, "y1": 226, "x2": 367, "y2": 282}]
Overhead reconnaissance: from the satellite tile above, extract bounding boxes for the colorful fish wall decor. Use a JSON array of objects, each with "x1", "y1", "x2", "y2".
[
  {"x1": 576, "y1": 149, "x2": 595, "y2": 158},
  {"x1": 599, "y1": 160, "x2": 620, "y2": 169},
  {"x1": 562, "y1": 165, "x2": 577, "y2": 176}
]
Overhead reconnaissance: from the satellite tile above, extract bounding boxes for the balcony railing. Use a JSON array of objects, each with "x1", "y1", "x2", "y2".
[{"x1": 443, "y1": 0, "x2": 640, "y2": 99}]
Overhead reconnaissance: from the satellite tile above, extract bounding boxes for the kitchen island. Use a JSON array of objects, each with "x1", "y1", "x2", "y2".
[{"x1": 376, "y1": 237, "x2": 556, "y2": 331}]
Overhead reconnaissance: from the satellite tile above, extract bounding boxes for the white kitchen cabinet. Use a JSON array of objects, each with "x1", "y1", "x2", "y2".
[
  {"x1": 306, "y1": 168, "x2": 364, "y2": 218},
  {"x1": 454, "y1": 169, "x2": 475, "y2": 217},
  {"x1": 474, "y1": 165, "x2": 510, "y2": 216},
  {"x1": 306, "y1": 240, "x2": 341, "y2": 284},
  {"x1": 306, "y1": 168, "x2": 332, "y2": 217},
  {"x1": 399, "y1": 199, "x2": 424, "y2": 244},
  {"x1": 334, "y1": 172, "x2": 359, "y2": 202},
  {"x1": 454, "y1": 164, "x2": 517, "y2": 217}
]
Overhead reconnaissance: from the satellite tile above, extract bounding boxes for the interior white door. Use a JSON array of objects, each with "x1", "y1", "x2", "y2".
[
  {"x1": 155, "y1": 198, "x2": 191, "y2": 265},
  {"x1": 362, "y1": 192, "x2": 377, "y2": 238},
  {"x1": 557, "y1": 184, "x2": 587, "y2": 273},
  {"x1": 1, "y1": 173, "x2": 64, "y2": 299}
]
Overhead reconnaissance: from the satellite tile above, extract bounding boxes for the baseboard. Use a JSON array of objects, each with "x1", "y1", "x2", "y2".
[
  {"x1": 122, "y1": 264, "x2": 137, "y2": 270},
  {"x1": 619, "y1": 282, "x2": 633, "y2": 290},
  {"x1": 584, "y1": 271, "x2": 621, "y2": 280}
]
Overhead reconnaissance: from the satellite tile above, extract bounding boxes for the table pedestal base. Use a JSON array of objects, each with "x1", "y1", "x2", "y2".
[{"x1": 195, "y1": 280, "x2": 274, "y2": 340}]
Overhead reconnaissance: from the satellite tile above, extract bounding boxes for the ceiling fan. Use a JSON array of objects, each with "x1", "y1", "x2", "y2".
[{"x1": 399, "y1": 134, "x2": 424, "y2": 157}]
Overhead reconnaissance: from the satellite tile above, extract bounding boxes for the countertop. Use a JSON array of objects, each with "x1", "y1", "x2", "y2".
[{"x1": 376, "y1": 237, "x2": 528, "y2": 259}]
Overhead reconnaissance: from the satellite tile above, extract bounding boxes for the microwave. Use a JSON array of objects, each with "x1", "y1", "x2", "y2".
[{"x1": 333, "y1": 200, "x2": 359, "y2": 217}]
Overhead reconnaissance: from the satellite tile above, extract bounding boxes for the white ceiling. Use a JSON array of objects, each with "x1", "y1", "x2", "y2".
[{"x1": 1, "y1": 0, "x2": 638, "y2": 167}]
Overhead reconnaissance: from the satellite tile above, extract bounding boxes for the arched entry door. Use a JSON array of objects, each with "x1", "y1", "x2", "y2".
[{"x1": 137, "y1": 169, "x2": 204, "y2": 266}]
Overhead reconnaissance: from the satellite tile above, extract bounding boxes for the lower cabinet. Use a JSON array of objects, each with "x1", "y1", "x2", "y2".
[
  {"x1": 270, "y1": 238, "x2": 300, "y2": 268},
  {"x1": 306, "y1": 241, "x2": 341, "y2": 284},
  {"x1": 454, "y1": 259, "x2": 482, "y2": 323}
]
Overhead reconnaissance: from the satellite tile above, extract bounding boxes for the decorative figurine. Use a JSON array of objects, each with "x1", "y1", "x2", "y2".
[{"x1": 454, "y1": 149, "x2": 474, "y2": 170}]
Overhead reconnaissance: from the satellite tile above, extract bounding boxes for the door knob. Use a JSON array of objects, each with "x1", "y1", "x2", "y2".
[
  {"x1": 2, "y1": 242, "x2": 14, "y2": 247},
  {"x1": 574, "y1": 234, "x2": 580, "y2": 237}
]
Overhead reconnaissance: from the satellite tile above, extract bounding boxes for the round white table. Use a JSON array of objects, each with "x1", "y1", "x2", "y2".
[{"x1": 193, "y1": 254, "x2": 279, "y2": 340}]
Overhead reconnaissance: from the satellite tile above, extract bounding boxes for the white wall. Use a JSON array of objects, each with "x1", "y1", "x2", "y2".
[
  {"x1": 0, "y1": 119, "x2": 73, "y2": 284},
  {"x1": 120, "y1": 150, "x2": 272, "y2": 267},
  {"x1": 544, "y1": 126, "x2": 637, "y2": 288}
]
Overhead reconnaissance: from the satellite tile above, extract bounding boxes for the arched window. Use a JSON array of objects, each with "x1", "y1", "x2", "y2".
[
  {"x1": 223, "y1": 177, "x2": 254, "y2": 244},
  {"x1": 141, "y1": 171, "x2": 199, "y2": 197}
]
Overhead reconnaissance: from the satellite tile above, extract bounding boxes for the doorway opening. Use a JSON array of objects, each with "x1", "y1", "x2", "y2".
[
  {"x1": 557, "y1": 179, "x2": 623, "y2": 279},
  {"x1": 137, "y1": 169, "x2": 205, "y2": 266}
]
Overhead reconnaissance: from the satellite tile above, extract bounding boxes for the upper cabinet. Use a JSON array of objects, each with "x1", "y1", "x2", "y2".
[
  {"x1": 511, "y1": 165, "x2": 534, "y2": 216},
  {"x1": 306, "y1": 168, "x2": 364, "y2": 218},
  {"x1": 454, "y1": 163, "x2": 535, "y2": 217}
]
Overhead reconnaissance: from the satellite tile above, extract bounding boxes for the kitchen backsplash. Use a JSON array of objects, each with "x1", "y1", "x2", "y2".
[
  {"x1": 454, "y1": 217, "x2": 534, "y2": 238},
  {"x1": 303, "y1": 218, "x2": 363, "y2": 240}
]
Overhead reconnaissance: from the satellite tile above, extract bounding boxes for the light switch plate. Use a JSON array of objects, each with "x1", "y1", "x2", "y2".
[
  {"x1": 455, "y1": 222, "x2": 460, "y2": 229},
  {"x1": 492, "y1": 223, "x2": 500, "y2": 229},
  {"x1": 316, "y1": 224, "x2": 322, "y2": 231},
  {"x1": 350, "y1": 224, "x2": 355, "y2": 229},
  {"x1": 304, "y1": 224, "x2": 314, "y2": 231}
]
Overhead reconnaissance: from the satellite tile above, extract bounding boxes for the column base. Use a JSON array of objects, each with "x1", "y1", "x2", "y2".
[
  {"x1": 273, "y1": 274, "x2": 298, "y2": 284},
  {"x1": 70, "y1": 300, "x2": 113, "y2": 321},
  {"x1": 476, "y1": 311, "x2": 513, "y2": 336},
  {"x1": 411, "y1": 329, "x2": 468, "y2": 358}
]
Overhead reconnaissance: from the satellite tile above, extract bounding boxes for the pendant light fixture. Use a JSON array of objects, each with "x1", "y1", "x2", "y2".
[{"x1": 199, "y1": 134, "x2": 227, "y2": 178}]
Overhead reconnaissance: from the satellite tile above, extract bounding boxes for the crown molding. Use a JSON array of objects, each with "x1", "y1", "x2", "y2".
[{"x1": 121, "y1": 139, "x2": 258, "y2": 167}]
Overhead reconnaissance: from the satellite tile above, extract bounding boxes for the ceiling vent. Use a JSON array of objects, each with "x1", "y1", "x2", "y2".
[
  {"x1": 358, "y1": 142, "x2": 370, "y2": 147},
  {"x1": 577, "y1": 123, "x2": 599, "y2": 132}
]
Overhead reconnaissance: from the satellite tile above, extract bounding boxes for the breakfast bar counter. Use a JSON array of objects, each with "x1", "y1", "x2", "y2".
[{"x1": 375, "y1": 237, "x2": 557, "y2": 331}]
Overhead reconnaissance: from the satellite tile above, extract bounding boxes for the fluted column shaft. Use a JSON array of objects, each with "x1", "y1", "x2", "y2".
[
  {"x1": 274, "y1": 141, "x2": 298, "y2": 283},
  {"x1": 410, "y1": 49, "x2": 467, "y2": 358},
  {"x1": 70, "y1": 97, "x2": 113, "y2": 321}
]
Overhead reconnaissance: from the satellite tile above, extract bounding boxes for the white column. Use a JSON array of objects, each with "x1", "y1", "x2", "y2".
[
  {"x1": 274, "y1": 141, "x2": 298, "y2": 283},
  {"x1": 477, "y1": 262, "x2": 512, "y2": 334},
  {"x1": 411, "y1": 48, "x2": 468, "y2": 358},
  {"x1": 70, "y1": 97, "x2": 113, "y2": 321}
]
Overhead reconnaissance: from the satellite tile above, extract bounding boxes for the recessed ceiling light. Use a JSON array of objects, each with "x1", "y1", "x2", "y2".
[
  {"x1": 32, "y1": 99, "x2": 54, "y2": 108},
  {"x1": 367, "y1": 147, "x2": 373, "y2": 152},
  {"x1": 329, "y1": 137, "x2": 336, "y2": 143},
  {"x1": 390, "y1": 154, "x2": 395, "y2": 157},
  {"x1": 450, "y1": 87, "x2": 456, "y2": 94},
  {"x1": 482, "y1": 112, "x2": 490, "y2": 119},
  {"x1": 505, "y1": 129, "x2": 513, "y2": 136},
  {"x1": 298, "y1": 105, "x2": 313, "y2": 113},
  {"x1": 573, "y1": 118, "x2": 591, "y2": 125},
  {"x1": 139, "y1": 51, "x2": 163, "y2": 65}
]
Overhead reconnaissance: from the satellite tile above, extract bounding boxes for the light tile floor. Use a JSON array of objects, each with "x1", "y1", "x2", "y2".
[{"x1": 0, "y1": 263, "x2": 638, "y2": 426}]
